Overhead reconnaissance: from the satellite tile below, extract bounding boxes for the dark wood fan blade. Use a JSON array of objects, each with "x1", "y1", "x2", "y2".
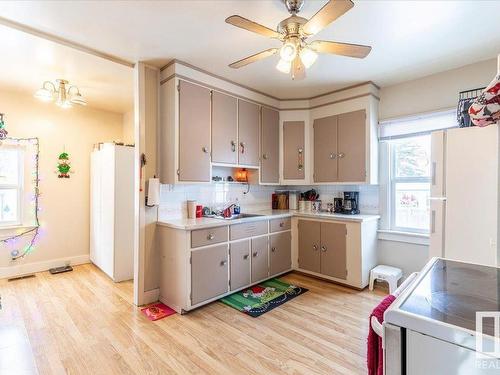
[
  {"x1": 302, "y1": 0, "x2": 354, "y2": 36},
  {"x1": 309, "y1": 40, "x2": 371, "y2": 58},
  {"x1": 229, "y1": 48, "x2": 279, "y2": 69},
  {"x1": 225, "y1": 15, "x2": 282, "y2": 39}
]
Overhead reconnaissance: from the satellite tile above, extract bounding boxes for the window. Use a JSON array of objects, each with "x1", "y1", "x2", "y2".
[
  {"x1": 389, "y1": 135, "x2": 431, "y2": 233},
  {"x1": 0, "y1": 145, "x2": 23, "y2": 226},
  {"x1": 379, "y1": 109, "x2": 457, "y2": 238}
]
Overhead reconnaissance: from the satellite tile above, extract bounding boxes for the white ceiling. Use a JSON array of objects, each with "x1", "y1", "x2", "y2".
[
  {"x1": 0, "y1": 24, "x2": 133, "y2": 114},
  {"x1": 0, "y1": 0, "x2": 499, "y2": 102}
]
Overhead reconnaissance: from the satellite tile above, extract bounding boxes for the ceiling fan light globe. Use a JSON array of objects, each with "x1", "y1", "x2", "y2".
[
  {"x1": 276, "y1": 59, "x2": 292, "y2": 74},
  {"x1": 34, "y1": 87, "x2": 54, "y2": 102},
  {"x1": 300, "y1": 47, "x2": 318, "y2": 69},
  {"x1": 280, "y1": 42, "x2": 297, "y2": 62}
]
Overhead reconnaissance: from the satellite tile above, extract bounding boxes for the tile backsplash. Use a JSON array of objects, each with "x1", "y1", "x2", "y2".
[{"x1": 158, "y1": 183, "x2": 379, "y2": 220}]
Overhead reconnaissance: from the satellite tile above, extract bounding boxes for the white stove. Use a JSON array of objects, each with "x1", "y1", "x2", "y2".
[{"x1": 384, "y1": 257, "x2": 500, "y2": 375}]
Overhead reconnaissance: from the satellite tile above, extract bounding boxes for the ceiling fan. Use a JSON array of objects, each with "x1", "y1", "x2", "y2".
[{"x1": 226, "y1": 0, "x2": 371, "y2": 80}]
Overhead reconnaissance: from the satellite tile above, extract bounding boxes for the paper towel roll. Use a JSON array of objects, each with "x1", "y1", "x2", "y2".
[{"x1": 146, "y1": 178, "x2": 160, "y2": 206}]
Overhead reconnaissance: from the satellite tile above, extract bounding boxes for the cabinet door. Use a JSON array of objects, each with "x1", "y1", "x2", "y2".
[
  {"x1": 298, "y1": 220, "x2": 320, "y2": 273},
  {"x1": 320, "y1": 222, "x2": 347, "y2": 279},
  {"x1": 260, "y1": 107, "x2": 280, "y2": 183},
  {"x1": 238, "y1": 99, "x2": 260, "y2": 166},
  {"x1": 283, "y1": 121, "x2": 305, "y2": 180},
  {"x1": 191, "y1": 244, "x2": 229, "y2": 305},
  {"x1": 179, "y1": 80, "x2": 211, "y2": 182},
  {"x1": 212, "y1": 91, "x2": 238, "y2": 164},
  {"x1": 313, "y1": 115, "x2": 338, "y2": 182},
  {"x1": 270, "y1": 231, "x2": 291, "y2": 276},
  {"x1": 230, "y1": 240, "x2": 251, "y2": 291},
  {"x1": 251, "y1": 236, "x2": 269, "y2": 282},
  {"x1": 337, "y1": 110, "x2": 366, "y2": 182}
]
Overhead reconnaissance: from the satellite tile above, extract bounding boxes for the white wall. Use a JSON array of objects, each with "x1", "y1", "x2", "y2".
[
  {"x1": 0, "y1": 89, "x2": 124, "y2": 278},
  {"x1": 379, "y1": 58, "x2": 497, "y2": 120},
  {"x1": 377, "y1": 57, "x2": 498, "y2": 277}
]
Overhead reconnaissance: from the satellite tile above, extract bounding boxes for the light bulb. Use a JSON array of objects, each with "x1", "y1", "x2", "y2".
[
  {"x1": 276, "y1": 58, "x2": 291, "y2": 74},
  {"x1": 300, "y1": 47, "x2": 318, "y2": 69},
  {"x1": 280, "y1": 41, "x2": 297, "y2": 62}
]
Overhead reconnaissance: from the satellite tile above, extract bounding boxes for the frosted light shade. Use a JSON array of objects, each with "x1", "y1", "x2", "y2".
[
  {"x1": 34, "y1": 88, "x2": 53, "y2": 102},
  {"x1": 300, "y1": 47, "x2": 318, "y2": 69},
  {"x1": 276, "y1": 58, "x2": 291, "y2": 74},
  {"x1": 280, "y1": 42, "x2": 297, "y2": 62}
]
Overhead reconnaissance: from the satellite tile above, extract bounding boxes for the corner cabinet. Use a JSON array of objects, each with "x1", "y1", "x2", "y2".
[
  {"x1": 158, "y1": 217, "x2": 292, "y2": 314},
  {"x1": 283, "y1": 121, "x2": 306, "y2": 181}
]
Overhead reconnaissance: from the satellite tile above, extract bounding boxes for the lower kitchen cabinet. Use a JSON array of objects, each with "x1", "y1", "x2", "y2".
[
  {"x1": 295, "y1": 216, "x2": 378, "y2": 289},
  {"x1": 230, "y1": 240, "x2": 251, "y2": 291},
  {"x1": 298, "y1": 220, "x2": 321, "y2": 273},
  {"x1": 319, "y1": 222, "x2": 347, "y2": 279},
  {"x1": 251, "y1": 236, "x2": 269, "y2": 282},
  {"x1": 191, "y1": 244, "x2": 229, "y2": 305},
  {"x1": 270, "y1": 231, "x2": 292, "y2": 275}
]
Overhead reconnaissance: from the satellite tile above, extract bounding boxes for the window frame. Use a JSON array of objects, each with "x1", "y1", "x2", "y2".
[
  {"x1": 0, "y1": 144, "x2": 24, "y2": 227},
  {"x1": 389, "y1": 134, "x2": 431, "y2": 234}
]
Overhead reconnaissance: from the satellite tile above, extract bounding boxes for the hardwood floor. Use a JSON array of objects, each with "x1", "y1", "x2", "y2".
[{"x1": 0, "y1": 264, "x2": 386, "y2": 375}]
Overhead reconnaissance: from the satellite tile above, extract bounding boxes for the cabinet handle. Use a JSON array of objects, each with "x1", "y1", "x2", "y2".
[
  {"x1": 220, "y1": 260, "x2": 227, "y2": 266},
  {"x1": 431, "y1": 210, "x2": 436, "y2": 234},
  {"x1": 202, "y1": 146, "x2": 209, "y2": 153},
  {"x1": 431, "y1": 161, "x2": 437, "y2": 185},
  {"x1": 240, "y1": 141, "x2": 246, "y2": 154},
  {"x1": 337, "y1": 152, "x2": 345, "y2": 159},
  {"x1": 321, "y1": 246, "x2": 327, "y2": 252},
  {"x1": 271, "y1": 247, "x2": 276, "y2": 253},
  {"x1": 279, "y1": 222, "x2": 284, "y2": 228},
  {"x1": 262, "y1": 153, "x2": 269, "y2": 160},
  {"x1": 329, "y1": 153, "x2": 337, "y2": 159},
  {"x1": 207, "y1": 233, "x2": 215, "y2": 240},
  {"x1": 252, "y1": 251, "x2": 258, "y2": 257},
  {"x1": 313, "y1": 245, "x2": 318, "y2": 251},
  {"x1": 243, "y1": 254, "x2": 249, "y2": 260},
  {"x1": 231, "y1": 140, "x2": 236, "y2": 152},
  {"x1": 297, "y1": 148, "x2": 304, "y2": 171}
]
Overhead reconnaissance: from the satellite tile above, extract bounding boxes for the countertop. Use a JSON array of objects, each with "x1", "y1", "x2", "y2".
[{"x1": 157, "y1": 209, "x2": 380, "y2": 230}]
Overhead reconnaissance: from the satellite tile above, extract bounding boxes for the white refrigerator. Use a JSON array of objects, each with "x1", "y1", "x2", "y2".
[
  {"x1": 90, "y1": 143, "x2": 135, "y2": 282},
  {"x1": 429, "y1": 125, "x2": 498, "y2": 266}
]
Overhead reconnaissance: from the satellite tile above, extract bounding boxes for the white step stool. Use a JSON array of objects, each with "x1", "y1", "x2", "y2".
[{"x1": 369, "y1": 265, "x2": 403, "y2": 294}]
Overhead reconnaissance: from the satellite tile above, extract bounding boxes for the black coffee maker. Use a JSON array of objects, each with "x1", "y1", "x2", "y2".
[{"x1": 342, "y1": 191, "x2": 360, "y2": 214}]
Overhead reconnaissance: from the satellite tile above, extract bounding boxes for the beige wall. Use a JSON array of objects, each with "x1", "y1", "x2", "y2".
[
  {"x1": 122, "y1": 110, "x2": 135, "y2": 144},
  {"x1": 379, "y1": 58, "x2": 497, "y2": 120},
  {"x1": 0, "y1": 89, "x2": 124, "y2": 277}
]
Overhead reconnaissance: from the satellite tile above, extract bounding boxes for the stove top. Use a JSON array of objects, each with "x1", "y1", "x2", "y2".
[{"x1": 399, "y1": 259, "x2": 500, "y2": 335}]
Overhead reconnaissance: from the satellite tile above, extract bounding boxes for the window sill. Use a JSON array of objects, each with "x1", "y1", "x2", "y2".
[
  {"x1": 0, "y1": 224, "x2": 37, "y2": 237},
  {"x1": 378, "y1": 230, "x2": 429, "y2": 246}
]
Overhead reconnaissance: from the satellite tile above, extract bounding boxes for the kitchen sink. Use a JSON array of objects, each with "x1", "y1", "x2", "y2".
[{"x1": 209, "y1": 213, "x2": 264, "y2": 220}]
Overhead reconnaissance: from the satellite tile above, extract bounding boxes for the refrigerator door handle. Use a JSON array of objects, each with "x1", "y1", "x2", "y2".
[
  {"x1": 429, "y1": 197, "x2": 447, "y2": 201},
  {"x1": 431, "y1": 210, "x2": 436, "y2": 234},
  {"x1": 431, "y1": 161, "x2": 437, "y2": 185}
]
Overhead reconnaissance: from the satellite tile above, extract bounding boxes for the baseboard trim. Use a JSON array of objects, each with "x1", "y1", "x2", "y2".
[
  {"x1": 141, "y1": 288, "x2": 160, "y2": 306},
  {"x1": 0, "y1": 254, "x2": 90, "y2": 280}
]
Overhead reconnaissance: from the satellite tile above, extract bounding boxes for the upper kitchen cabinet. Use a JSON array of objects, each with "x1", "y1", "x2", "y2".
[
  {"x1": 178, "y1": 80, "x2": 211, "y2": 182},
  {"x1": 238, "y1": 99, "x2": 260, "y2": 167},
  {"x1": 283, "y1": 121, "x2": 306, "y2": 181},
  {"x1": 212, "y1": 91, "x2": 238, "y2": 164},
  {"x1": 313, "y1": 115, "x2": 338, "y2": 183},
  {"x1": 312, "y1": 108, "x2": 377, "y2": 184},
  {"x1": 260, "y1": 107, "x2": 280, "y2": 184}
]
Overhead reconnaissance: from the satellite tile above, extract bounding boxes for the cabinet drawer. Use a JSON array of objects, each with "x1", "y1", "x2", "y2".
[
  {"x1": 270, "y1": 217, "x2": 291, "y2": 232},
  {"x1": 191, "y1": 226, "x2": 228, "y2": 248},
  {"x1": 230, "y1": 220, "x2": 268, "y2": 240}
]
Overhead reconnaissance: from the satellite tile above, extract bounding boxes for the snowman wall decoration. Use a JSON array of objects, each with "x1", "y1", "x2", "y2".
[{"x1": 56, "y1": 151, "x2": 73, "y2": 178}]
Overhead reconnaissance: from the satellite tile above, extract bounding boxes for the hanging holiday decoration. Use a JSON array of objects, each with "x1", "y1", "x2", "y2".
[
  {"x1": 0, "y1": 137, "x2": 41, "y2": 260},
  {"x1": 56, "y1": 150, "x2": 73, "y2": 178},
  {"x1": 0, "y1": 113, "x2": 8, "y2": 141}
]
